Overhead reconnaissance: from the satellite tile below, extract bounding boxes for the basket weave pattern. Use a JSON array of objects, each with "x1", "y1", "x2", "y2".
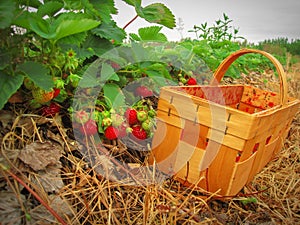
[{"x1": 149, "y1": 49, "x2": 300, "y2": 196}]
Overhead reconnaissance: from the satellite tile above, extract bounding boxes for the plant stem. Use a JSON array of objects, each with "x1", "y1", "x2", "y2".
[
  {"x1": 1, "y1": 164, "x2": 68, "y2": 225},
  {"x1": 123, "y1": 15, "x2": 138, "y2": 30}
]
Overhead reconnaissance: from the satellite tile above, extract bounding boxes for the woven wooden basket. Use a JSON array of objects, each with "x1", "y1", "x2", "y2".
[{"x1": 149, "y1": 48, "x2": 300, "y2": 196}]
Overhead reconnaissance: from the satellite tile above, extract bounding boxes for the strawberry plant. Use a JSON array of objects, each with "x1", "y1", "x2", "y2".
[{"x1": 0, "y1": 0, "x2": 176, "y2": 110}]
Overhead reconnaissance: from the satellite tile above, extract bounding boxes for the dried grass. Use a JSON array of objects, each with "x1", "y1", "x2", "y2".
[{"x1": 0, "y1": 64, "x2": 299, "y2": 224}]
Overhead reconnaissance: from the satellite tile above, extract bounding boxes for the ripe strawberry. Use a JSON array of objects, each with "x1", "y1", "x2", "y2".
[
  {"x1": 137, "y1": 110, "x2": 148, "y2": 122},
  {"x1": 80, "y1": 119, "x2": 98, "y2": 136},
  {"x1": 131, "y1": 125, "x2": 147, "y2": 140},
  {"x1": 110, "y1": 61, "x2": 121, "y2": 71},
  {"x1": 104, "y1": 126, "x2": 119, "y2": 140},
  {"x1": 135, "y1": 86, "x2": 153, "y2": 97},
  {"x1": 187, "y1": 77, "x2": 197, "y2": 85},
  {"x1": 125, "y1": 108, "x2": 138, "y2": 125},
  {"x1": 53, "y1": 88, "x2": 61, "y2": 98},
  {"x1": 32, "y1": 88, "x2": 54, "y2": 104},
  {"x1": 74, "y1": 110, "x2": 90, "y2": 124},
  {"x1": 41, "y1": 102, "x2": 60, "y2": 116}
]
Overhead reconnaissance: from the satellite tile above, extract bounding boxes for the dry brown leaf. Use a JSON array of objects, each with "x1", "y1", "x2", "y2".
[
  {"x1": 31, "y1": 165, "x2": 64, "y2": 193},
  {"x1": 18, "y1": 141, "x2": 63, "y2": 171},
  {"x1": 0, "y1": 191, "x2": 25, "y2": 225},
  {"x1": 28, "y1": 194, "x2": 74, "y2": 224},
  {"x1": 0, "y1": 110, "x2": 15, "y2": 128}
]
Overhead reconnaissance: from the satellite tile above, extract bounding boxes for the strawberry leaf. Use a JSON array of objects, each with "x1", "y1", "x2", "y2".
[
  {"x1": 92, "y1": 21, "x2": 126, "y2": 43},
  {"x1": 0, "y1": 1, "x2": 16, "y2": 29},
  {"x1": 52, "y1": 18, "x2": 100, "y2": 41},
  {"x1": 122, "y1": 0, "x2": 141, "y2": 8},
  {"x1": 138, "y1": 3, "x2": 175, "y2": 29},
  {"x1": 99, "y1": 63, "x2": 120, "y2": 82},
  {"x1": 0, "y1": 71, "x2": 23, "y2": 110},
  {"x1": 37, "y1": 1, "x2": 64, "y2": 17},
  {"x1": 103, "y1": 83, "x2": 125, "y2": 109},
  {"x1": 132, "y1": 26, "x2": 168, "y2": 42},
  {"x1": 18, "y1": 61, "x2": 54, "y2": 91}
]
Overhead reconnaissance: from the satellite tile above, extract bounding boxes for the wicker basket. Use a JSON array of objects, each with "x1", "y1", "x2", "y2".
[{"x1": 149, "y1": 48, "x2": 300, "y2": 196}]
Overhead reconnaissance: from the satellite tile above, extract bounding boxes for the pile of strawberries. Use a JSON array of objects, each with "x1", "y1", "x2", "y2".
[{"x1": 73, "y1": 86, "x2": 156, "y2": 143}]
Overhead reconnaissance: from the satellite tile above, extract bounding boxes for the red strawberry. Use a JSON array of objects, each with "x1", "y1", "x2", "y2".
[
  {"x1": 41, "y1": 102, "x2": 60, "y2": 116},
  {"x1": 187, "y1": 77, "x2": 197, "y2": 85},
  {"x1": 125, "y1": 108, "x2": 138, "y2": 125},
  {"x1": 53, "y1": 88, "x2": 60, "y2": 98},
  {"x1": 80, "y1": 119, "x2": 98, "y2": 136},
  {"x1": 32, "y1": 88, "x2": 54, "y2": 103},
  {"x1": 131, "y1": 125, "x2": 147, "y2": 140},
  {"x1": 110, "y1": 61, "x2": 121, "y2": 71},
  {"x1": 104, "y1": 126, "x2": 119, "y2": 140},
  {"x1": 135, "y1": 86, "x2": 153, "y2": 97}
]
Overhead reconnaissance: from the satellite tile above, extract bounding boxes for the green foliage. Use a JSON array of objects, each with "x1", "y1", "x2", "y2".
[
  {"x1": 0, "y1": 0, "x2": 175, "y2": 110},
  {"x1": 122, "y1": 0, "x2": 175, "y2": 29},
  {"x1": 129, "y1": 26, "x2": 168, "y2": 42}
]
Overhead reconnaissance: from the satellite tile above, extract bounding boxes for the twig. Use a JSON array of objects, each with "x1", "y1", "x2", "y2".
[{"x1": 123, "y1": 15, "x2": 138, "y2": 30}]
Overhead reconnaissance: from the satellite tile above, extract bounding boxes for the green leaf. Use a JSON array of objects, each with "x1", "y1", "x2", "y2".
[
  {"x1": 0, "y1": 71, "x2": 24, "y2": 110},
  {"x1": 99, "y1": 63, "x2": 119, "y2": 83},
  {"x1": 28, "y1": 16, "x2": 52, "y2": 39},
  {"x1": 37, "y1": 1, "x2": 64, "y2": 17},
  {"x1": 17, "y1": 61, "x2": 54, "y2": 91},
  {"x1": 122, "y1": 0, "x2": 141, "y2": 8},
  {"x1": 138, "y1": 3, "x2": 175, "y2": 29},
  {"x1": 52, "y1": 18, "x2": 100, "y2": 41},
  {"x1": 137, "y1": 26, "x2": 168, "y2": 42},
  {"x1": 129, "y1": 33, "x2": 141, "y2": 41},
  {"x1": 103, "y1": 83, "x2": 125, "y2": 109},
  {"x1": 90, "y1": 0, "x2": 118, "y2": 23},
  {"x1": 79, "y1": 59, "x2": 101, "y2": 88},
  {"x1": 0, "y1": 1, "x2": 16, "y2": 29},
  {"x1": 92, "y1": 21, "x2": 126, "y2": 43},
  {"x1": 18, "y1": 0, "x2": 42, "y2": 9},
  {"x1": 82, "y1": 35, "x2": 114, "y2": 57},
  {"x1": 57, "y1": 31, "x2": 88, "y2": 47}
]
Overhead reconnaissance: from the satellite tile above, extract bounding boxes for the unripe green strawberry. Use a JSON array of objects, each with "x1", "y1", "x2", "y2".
[
  {"x1": 74, "y1": 110, "x2": 90, "y2": 124},
  {"x1": 137, "y1": 110, "x2": 147, "y2": 122},
  {"x1": 102, "y1": 117, "x2": 112, "y2": 127},
  {"x1": 179, "y1": 77, "x2": 187, "y2": 84},
  {"x1": 24, "y1": 78, "x2": 35, "y2": 90},
  {"x1": 101, "y1": 110, "x2": 111, "y2": 118},
  {"x1": 111, "y1": 113, "x2": 124, "y2": 127},
  {"x1": 142, "y1": 119, "x2": 153, "y2": 132},
  {"x1": 53, "y1": 78, "x2": 65, "y2": 89},
  {"x1": 32, "y1": 88, "x2": 54, "y2": 104},
  {"x1": 148, "y1": 109, "x2": 156, "y2": 118}
]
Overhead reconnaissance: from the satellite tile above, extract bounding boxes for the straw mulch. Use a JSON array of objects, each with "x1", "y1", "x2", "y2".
[{"x1": 0, "y1": 64, "x2": 299, "y2": 224}]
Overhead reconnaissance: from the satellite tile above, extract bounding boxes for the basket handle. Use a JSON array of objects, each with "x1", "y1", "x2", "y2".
[{"x1": 210, "y1": 48, "x2": 288, "y2": 106}]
